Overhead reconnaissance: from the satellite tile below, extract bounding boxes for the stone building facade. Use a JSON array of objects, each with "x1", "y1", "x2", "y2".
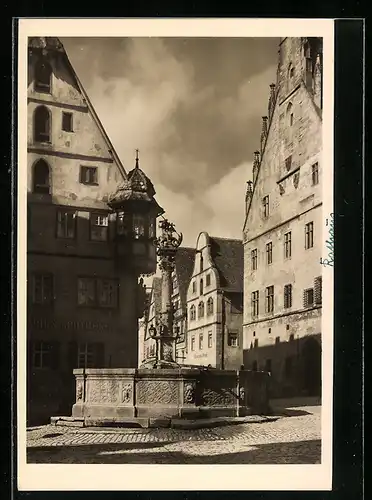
[
  {"x1": 140, "y1": 247, "x2": 195, "y2": 365},
  {"x1": 242, "y1": 37, "x2": 323, "y2": 398},
  {"x1": 27, "y1": 37, "x2": 161, "y2": 424},
  {"x1": 185, "y1": 233, "x2": 244, "y2": 370}
]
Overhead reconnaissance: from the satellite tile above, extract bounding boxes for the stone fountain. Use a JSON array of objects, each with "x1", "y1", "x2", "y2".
[{"x1": 64, "y1": 219, "x2": 270, "y2": 428}]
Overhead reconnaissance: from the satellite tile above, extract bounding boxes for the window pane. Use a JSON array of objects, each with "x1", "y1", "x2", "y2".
[
  {"x1": 78, "y1": 278, "x2": 96, "y2": 305},
  {"x1": 98, "y1": 279, "x2": 117, "y2": 307}
]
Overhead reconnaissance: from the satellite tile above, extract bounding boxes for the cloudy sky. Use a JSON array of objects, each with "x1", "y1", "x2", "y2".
[{"x1": 62, "y1": 37, "x2": 279, "y2": 247}]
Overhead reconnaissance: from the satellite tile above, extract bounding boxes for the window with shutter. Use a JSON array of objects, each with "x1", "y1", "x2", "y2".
[
  {"x1": 303, "y1": 288, "x2": 314, "y2": 308},
  {"x1": 314, "y1": 276, "x2": 322, "y2": 304}
]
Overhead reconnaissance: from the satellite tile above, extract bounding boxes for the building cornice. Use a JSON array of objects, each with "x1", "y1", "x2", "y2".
[{"x1": 243, "y1": 201, "x2": 322, "y2": 245}]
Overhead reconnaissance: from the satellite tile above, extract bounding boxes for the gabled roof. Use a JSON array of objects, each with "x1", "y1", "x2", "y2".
[
  {"x1": 209, "y1": 237, "x2": 244, "y2": 293},
  {"x1": 28, "y1": 36, "x2": 127, "y2": 181}
]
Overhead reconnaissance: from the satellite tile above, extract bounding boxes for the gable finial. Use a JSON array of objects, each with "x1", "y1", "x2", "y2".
[{"x1": 135, "y1": 149, "x2": 140, "y2": 168}]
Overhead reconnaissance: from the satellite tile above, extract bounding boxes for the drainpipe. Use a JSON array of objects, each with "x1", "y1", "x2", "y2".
[{"x1": 221, "y1": 291, "x2": 225, "y2": 370}]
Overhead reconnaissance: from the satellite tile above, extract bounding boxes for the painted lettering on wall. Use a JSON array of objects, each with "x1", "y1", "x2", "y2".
[{"x1": 320, "y1": 213, "x2": 334, "y2": 267}]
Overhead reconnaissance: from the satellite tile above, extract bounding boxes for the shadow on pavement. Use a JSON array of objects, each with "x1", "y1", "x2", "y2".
[{"x1": 27, "y1": 439, "x2": 321, "y2": 464}]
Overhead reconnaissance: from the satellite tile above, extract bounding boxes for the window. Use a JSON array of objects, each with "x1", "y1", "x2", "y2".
[
  {"x1": 284, "y1": 284, "x2": 293, "y2": 309},
  {"x1": 98, "y1": 279, "x2": 118, "y2": 308},
  {"x1": 62, "y1": 112, "x2": 73, "y2": 132},
  {"x1": 200, "y1": 279, "x2": 204, "y2": 295},
  {"x1": 90, "y1": 213, "x2": 108, "y2": 241},
  {"x1": 191, "y1": 336, "x2": 195, "y2": 351},
  {"x1": 34, "y1": 106, "x2": 51, "y2": 143},
  {"x1": 305, "y1": 222, "x2": 314, "y2": 249},
  {"x1": 77, "y1": 277, "x2": 118, "y2": 308},
  {"x1": 228, "y1": 331, "x2": 238, "y2": 347},
  {"x1": 275, "y1": 336, "x2": 280, "y2": 344},
  {"x1": 80, "y1": 166, "x2": 98, "y2": 185},
  {"x1": 253, "y1": 331, "x2": 256, "y2": 337},
  {"x1": 314, "y1": 276, "x2": 322, "y2": 304},
  {"x1": 303, "y1": 288, "x2": 314, "y2": 308},
  {"x1": 266, "y1": 242, "x2": 273, "y2": 265},
  {"x1": 285, "y1": 155, "x2": 292, "y2": 171},
  {"x1": 254, "y1": 339, "x2": 259, "y2": 349},
  {"x1": 251, "y1": 249, "x2": 258, "y2": 270},
  {"x1": 284, "y1": 231, "x2": 292, "y2": 258},
  {"x1": 116, "y1": 211, "x2": 130, "y2": 236},
  {"x1": 312, "y1": 162, "x2": 319, "y2": 185},
  {"x1": 289, "y1": 64, "x2": 295, "y2": 79},
  {"x1": 78, "y1": 343, "x2": 94, "y2": 369},
  {"x1": 268, "y1": 328, "x2": 271, "y2": 334},
  {"x1": 198, "y1": 301, "x2": 205, "y2": 318},
  {"x1": 133, "y1": 215, "x2": 145, "y2": 239},
  {"x1": 148, "y1": 218, "x2": 156, "y2": 239},
  {"x1": 262, "y1": 195, "x2": 269, "y2": 218},
  {"x1": 31, "y1": 273, "x2": 53, "y2": 305},
  {"x1": 34, "y1": 60, "x2": 52, "y2": 93},
  {"x1": 208, "y1": 331, "x2": 213, "y2": 348},
  {"x1": 286, "y1": 102, "x2": 293, "y2": 128},
  {"x1": 207, "y1": 297, "x2": 214, "y2": 315},
  {"x1": 206, "y1": 273, "x2": 211, "y2": 286},
  {"x1": 56, "y1": 210, "x2": 76, "y2": 239},
  {"x1": 200, "y1": 254, "x2": 204, "y2": 272},
  {"x1": 190, "y1": 305, "x2": 196, "y2": 321},
  {"x1": 33, "y1": 159, "x2": 50, "y2": 194},
  {"x1": 199, "y1": 333, "x2": 204, "y2": 350},
  {"x1": 32, "y1": 341, "x2": 53, "y2": 369},
  {"x1": 265, "y1": 285, "x2": 274, "y2": 313},
  {"x1": 192, "y1": 281, "x2": 196, "y2": 293},
  {"x1": 251, "y1": 290, "x2": 259, "y2": 318},
  {"x1": 265, "y1": 359, "x2": 272, "y2": 374}
]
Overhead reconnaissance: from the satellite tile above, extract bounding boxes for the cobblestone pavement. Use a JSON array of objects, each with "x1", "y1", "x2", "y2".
[{"x1": 26, "y1": 406, "x2": 321, "y2": 464}]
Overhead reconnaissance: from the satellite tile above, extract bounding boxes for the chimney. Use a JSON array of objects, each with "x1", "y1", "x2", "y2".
[{"x1": 260, "y1": 116, "x2": 268, "y2": 154}]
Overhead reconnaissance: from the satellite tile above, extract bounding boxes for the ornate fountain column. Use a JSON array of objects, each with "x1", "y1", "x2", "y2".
[{"x1": 152, "y1": 219, "x2": 183, "y2": 367}]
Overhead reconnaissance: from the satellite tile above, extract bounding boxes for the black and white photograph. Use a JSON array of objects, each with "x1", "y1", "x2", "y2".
[{"x1": 17, "y1": 18, "x2": 335, "y2": 491}]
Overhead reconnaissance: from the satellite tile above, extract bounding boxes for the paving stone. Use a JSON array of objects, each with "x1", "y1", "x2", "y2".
[{"x1": 27, "y1": 405, "x2": 321, "y2": 464}]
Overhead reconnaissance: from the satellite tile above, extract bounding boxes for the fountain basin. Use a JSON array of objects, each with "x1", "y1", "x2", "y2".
[{"x1": 70, "y1": 367, "x2": 270, "y2": 427}]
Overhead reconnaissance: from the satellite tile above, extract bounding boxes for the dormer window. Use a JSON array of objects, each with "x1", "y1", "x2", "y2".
[{"x1": 34, "y1": 59, "x2": 52, "y2": 94}]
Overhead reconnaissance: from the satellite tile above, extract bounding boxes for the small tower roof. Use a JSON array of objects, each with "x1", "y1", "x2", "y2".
[{"x1": 108, "y1": 150, "x2": 164, "y2": 216}]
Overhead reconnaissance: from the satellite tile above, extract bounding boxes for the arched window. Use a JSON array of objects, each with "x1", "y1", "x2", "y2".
[
  {"x1": 33, "y1": 159, "x2": 50, "y2": 194},
  {"x1": 200, "y1": 278, "x2": 204, "y2": 295},
  {"x1": 207, "y1": 297, "x2": 214, "y2": 316},
  {"x1": 35, "y1": 59, "x2": 52, "y2": 93},
  {"x1": 198, "y1": 301, "x2": 205, "y2": 318},
  {"x1": 200, "y1": 253, "x2": 204, "y2": 272},
  {"x1": 286, "y1": 102, "x2": 294, "y2": 128},
  {"x1": 190, "y1": 305, "x2": 196, "y2": 321},
  {"x1": 34, "y1": 106, "x2": 51, "y2": 143}
]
